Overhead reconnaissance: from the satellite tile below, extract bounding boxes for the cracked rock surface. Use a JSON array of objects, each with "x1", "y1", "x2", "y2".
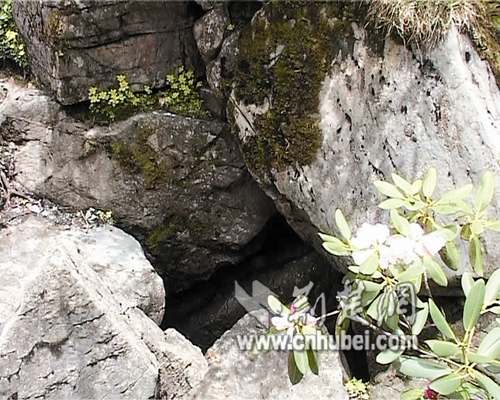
[
  {"x1": 0, "y1": 79, "x2": 275, "y2": 289},
  {"x1": 0, "y1": 216, "x2": 207, "y2": 400},
  {"x1": 231, "y1": 4, "x2": 500, "y2": 284},
  {"x1": 12, "y1": 0, "x2": 204, "y2": 105}
]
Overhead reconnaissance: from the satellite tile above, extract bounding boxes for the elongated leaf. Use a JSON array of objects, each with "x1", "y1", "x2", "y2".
[
  {"x1": 474, "y1": 171, "x2": 495, "y2": 212},
  {"x1": 422, "y1": 168, "x2": 437, "y2": 198},
  {"x1": 318, "y1": 232, "x2": 340, "y2": 243},
  {"x1": 439, "y1": 184, "x2": 473, "y2": 203},
  {"x1": 441, "y1": 241, "x2": 460, "y2": 271},
  {"x1": 288, "y1": 351, "x2": 304, "y2": 385},
  {"x1": 293, "y1": 350, "x2": 310, "y2": 375},
  {"x1": 359, "y1": 252, "x2": 379, "y2": 275},
  {"x1": 412, "y1": 304, "x2": 429, "y2": 335},
  {"x1": 467, "y1": 351, "x2": 494, "y2": 363},
  {"x1": 307, "y1": 349, "x2": 318, "y2": 375},
  {"x1": 398, "y1": 263, "x2": 424, "y2": 283},
  {"x1": 430, "y1": 372, "x2": 463, "y2": 395},
  {"x1": 322, "y1": 239, "x2": 350, "y2": 256},
  {"x1": 411, "y1": 179, "x2": 423, "y2": 195},
  {"x1": 463, "y1": 279, "x2": 485, "y2": 331},
  {"x1": 423, "y1": 256, "x2": 448, "y2": 287},
  {"x1": 478, "y1": 327, "x2": 500, "y2": 360},
  {"x1": 392, "y1": 173, "x2": 414, "y2": 195},
  {"x1": 469, "y1": 236, "x2": 484, "y2": 276},
  {"x1": 376, "y1": 348, "x2": 403, "y2": 364},
  {"x1": 425, "y1": 340, "x2": 460, "y2": 357},
  {"x1": 390, "y1": 209, "x2": 410, "y2": 235},
  {"x1": 397, "y1": 356, "x2": 451, "y2": 380},
  {"x1": 379, "y1": 198, "x2": 406, "y2": 210},
  {"x1": 488, "y1": 220, "x2": 500, "y2": 232},
  {"x1": 485, "y1": 268, "x2": 500, "y2": 307},
  {"x1": 367, "y1": 294, "x2": 383, "y2": 322},
  {"x1": 335, "y1": 209, "x2": 351, "y2": 241},
  {"x1": 429, "y1": 299, "x2": 456, "y2": 341},
  {"x1": 268, "y1": 295, "x2": 285, "y2": 314},
  {"x1": 374, "y1": 180, "x2": 404, "y2": 198},
  {"x1": 461, "y1": 272, "x2": 474, "y2": 297},
  {"x1": 476, "y1": 371, "x2": 500, "y2": 400}
]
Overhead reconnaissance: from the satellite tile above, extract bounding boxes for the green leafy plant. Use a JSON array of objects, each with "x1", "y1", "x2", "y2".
[
  {"x1": 269, "y1": 168, "x2": 500, "y2": 399},
  {"x1": 160, "y1": 66, "x2": 206, "y2": 118},
  {"x1": 88, "y1": 74, "x2": 155, "y2": 122},
  {"x1": 345, "y1": 377, "x2": 370, "y2": 400},
  {"x1": 0, "y1": 0, "x2": 27, "y2": 69},
  {"x1": 88, "y1": 68, "x2": 206, "y2": 122}
]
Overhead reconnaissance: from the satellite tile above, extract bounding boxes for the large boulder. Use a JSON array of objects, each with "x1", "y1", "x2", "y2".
[
  {"x1": 188, "y1": 311, "x2": 349, "y2": 399},
  {"x1": 0, "y1": 216, "x2": 207, "y2": 399},
  {"x1": 0, "y1": 79, "x2": 275, "y2": 289},
  {"x1": 230, "y1": 2, "x2": 500, "y2": 283},
  {"x1": 12, "y1": 0, "x2": 204, "y2": 105}
]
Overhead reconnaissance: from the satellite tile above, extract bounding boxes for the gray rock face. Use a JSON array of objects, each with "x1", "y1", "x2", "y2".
[
  {"x1": 231, "y1": 3, "x2": 500, "y2": 284},
  {"x1": 0, "y1": 216, "x2": 207, "y2": 400},
  {"x1": 0, "y1": 79, "x2": 275, "y2": 288},
  {"x1": 12, "y1": 0, "x2": 203, "y2": 105},
  {"x1": 194, "y1": 6, "x2": 228, "y2": 63},
  {"x1": 188, "y1": 311, "x2": 349, "y2": 400},
  {"x1": 207, "y1": 31, "x2": 239, "y2": 98}
]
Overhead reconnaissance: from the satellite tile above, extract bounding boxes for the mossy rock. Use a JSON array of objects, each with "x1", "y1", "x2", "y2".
[{"x1": 232, "y1": 1, "x2": 374, "y2": 180}]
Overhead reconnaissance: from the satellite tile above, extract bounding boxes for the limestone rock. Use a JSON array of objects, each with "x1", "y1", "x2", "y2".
[
  {"x1": 207, "y1": 31, "x2": 239, "y2": 97},
  {"x1": 230, "y1": 3, "x2": 500, "y2": 284},
  {"x1": 0, "y1": 216, "x2": 207, "y2": 399},
  {"x1": 194, "y1": 6, "x2": 228, "y2": 63},
  {"x1": 188, "y1": 311, "x2": 349, "y2": 399},
  {"x1": 12, "y1": 0, "x2": 203, "y2": 104},
  {"x1": 0, "y1": 79, "x2": 275, "y2": 289}
]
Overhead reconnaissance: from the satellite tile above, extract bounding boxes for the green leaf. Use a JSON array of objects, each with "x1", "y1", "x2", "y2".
[
  {"x1": 475, "y1": 371, "x2": 500, "y2": 400},
  {"x1": 439, "y1": 184, "x2": 473, "y2": 203},
  {"x1": 392, "y1": 173, "x2": 414, "y2": 195},
  {"x1": 412, "y1": 304, "x2": 429, "y2": 335},
  {"x1": 376, "y1": 348, "x2": 403, "y2": 364},
  {"x1": 487, "y1": 220, "x2": 500, "y2": 232},
  {"x1": 441, "y1": 241, "x2": 460, "y2": 271},
  {"x1": 374, "y1": 180, "x2": 404, "y2": 199},
  {"x1": 429, "y1": 299, "x2": 456, "y2": 341},
  {"x1": 485, "y1": 269, "x2": 500, "y2": 307},
  {"x1": 474, "y1": 171, "x2": 495, "y2": 212},
  {"x1": 359, "y1": 252, "x2": 379, "y2": 275},
  {"x1": 425, "y1": 340, "x2": 460, "y2": 357},
  {"x1": 307, "y1": 349, "x2": 319, "y2": 375},
  {"x1": 461, "y1": 272, "x2": 474, "y2": 297},
  {"x1": 379, "y1": 198, "x2": 406, "y2": 210},
  {"x1": 430, "y1": 372, "x2": 463, "y2": 395},
  {"x1": 397, "y1": 356, "x2": 451, "y2": 380},
  {"x1": 390, "y1": 209, "x2": 410, "y2": 235},
  {"x1": 478, "y1": 327, "x2": 500, "y2": 360},
  {"x1": 322, "y1": 239, "x2": 350, "y2": 256},
  {"x1": 401, "y1": 388, "x2": 424, "y2": 400},
  {"x1": 423, "y1": 256, "x2": 448, "y2": 287},
  {"x1": 398, "y1": 262, "x2": 424, "y2": 283},
  {"x1": 335, "y1": 209, "x2": 351, "y2": 241},
  {"x1": 288, "y1": 351, "x2": 304, "y2": 385},
  {"x1": 463, "y1": 279, "x2": 485, "y2": 331},
  {"x1": 469, "y1": 236, "x2": 484, "y2": 276},
  {"x1": 467, "y1": 351, "x2": 494, "y2": 363},
  {"x1": 293, "y1": 350, "x2": 310, "y2": 375},
  {"x1": 268, "y1": 295, "x2": 285, "y2": 314},
  {"x1": 422, "y1": 168, "x2": 437, "y2": 198}
]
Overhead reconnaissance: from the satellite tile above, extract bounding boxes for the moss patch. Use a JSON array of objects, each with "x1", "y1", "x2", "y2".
[
  {"x1": 233, "y1": 1, "x2": 372, "y2": 179},
  {"x1": 109, "y1": 123, "x2": 168, "y2": 189}
]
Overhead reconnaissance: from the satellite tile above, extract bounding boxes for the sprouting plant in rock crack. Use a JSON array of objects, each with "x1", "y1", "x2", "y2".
[
  {"x1": 159, "y1": 66, "x2": 206, "y2": 118},
  {"x1": 345, "y1": 377, "x2": 369, "y2": 400},
  {"x1": 268, "y1": 168, "x2": 500, "y2": 399},
  {"x1": 88, "y1": 68, "x2": 206, "y2": 123},
  {"x1": 0, "y1": 0, "x2": 27, "y2": 69}
]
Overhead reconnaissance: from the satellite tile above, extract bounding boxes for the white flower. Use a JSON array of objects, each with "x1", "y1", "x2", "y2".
[
  {"x1": 381, "y1": 235, "x2": 419, "y2": 268},
  {"x1": 351, "y1": 223, "x2": 390, "y2": 265},
  {"x1": 269, "y1": 297, "x2": 317, "y2": 337},
  {"x1": 407, "y1": 223, "x2": 447, "y2": 257}
]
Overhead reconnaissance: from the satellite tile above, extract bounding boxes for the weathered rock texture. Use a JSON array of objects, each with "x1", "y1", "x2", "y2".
[
  {"x1": 0, "y1": 79, "x2": 275, "y2": 288},
  {"x1": 231, "y1": 3, "x2": 500, "y2": 283},
  {"x1": 193, "y1": 6, "x2": 228, "y2": 63},
  {"x1": 0, "y1": 216, "x2": 207, "y2": 399},
  {"x1": 188, "y1": 311, "x2": 349, "y2": 400},
  {"x1": 12, "y1": 0, "x2": 203, "y2": 104}
]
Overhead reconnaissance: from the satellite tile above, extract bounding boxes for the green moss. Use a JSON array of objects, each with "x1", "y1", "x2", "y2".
[
  {"x1": 46, "y1": 9, "x2": 64, "y2": 39},
  {"x1": 233, "y1": 1, "x2": 372, "y2": 179},
  {"x1": 109, "y1": 124, "x2": 168, "y2": 189}
]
